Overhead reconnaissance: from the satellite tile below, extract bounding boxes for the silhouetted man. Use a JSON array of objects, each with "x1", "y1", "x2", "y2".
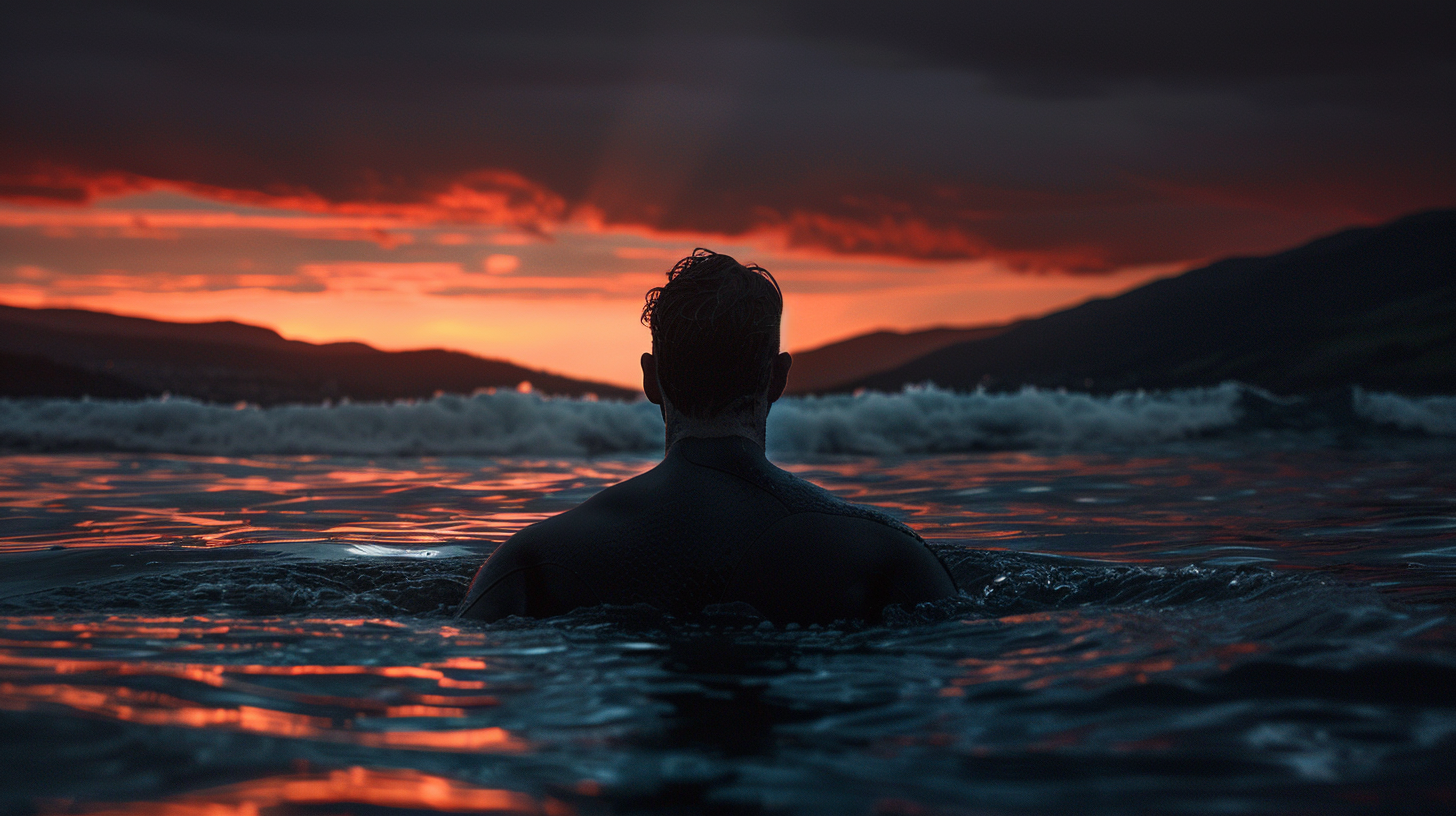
[{"x1": 457, "y1": 250, "x2": 956, "y2": 624}]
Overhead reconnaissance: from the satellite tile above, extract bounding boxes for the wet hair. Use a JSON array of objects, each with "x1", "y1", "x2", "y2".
[{"x1": 641, "y1": 249, "x2": 784, "y2": 418}]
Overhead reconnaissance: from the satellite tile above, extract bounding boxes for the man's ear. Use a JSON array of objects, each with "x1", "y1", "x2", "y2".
[
  {"x1": 767, "y1": 352, "x2": 792, "y2": 403},
  {"x1": 641, "y1": 352, "x2": 663, "y2": 405}
]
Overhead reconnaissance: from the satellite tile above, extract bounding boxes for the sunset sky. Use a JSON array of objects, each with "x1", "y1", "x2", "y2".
[{"x1": 4, "y1": 2, "x2": 1453, "y2": 387}]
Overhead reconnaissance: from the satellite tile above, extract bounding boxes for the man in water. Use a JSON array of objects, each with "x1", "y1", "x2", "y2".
[{"x1": 457, "y1": 250, "x2": 956, "y2": 623}]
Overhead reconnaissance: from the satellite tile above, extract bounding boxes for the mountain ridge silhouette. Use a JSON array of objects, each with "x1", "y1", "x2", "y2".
[
  {"x1": 0, "y1": 305, "x2": 635, "y2": 403},
  {"x1": 785, "y1": 324, "x2": 1012, "y2": 395},
  {"x1": 833, "y1": 209, "x2": 1456, "y2": 395}
]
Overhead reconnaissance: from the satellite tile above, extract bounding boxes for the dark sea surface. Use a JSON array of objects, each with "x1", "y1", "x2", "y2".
[{"x1": 2, "y1": 388, "x2": 1455, "y2": 815}]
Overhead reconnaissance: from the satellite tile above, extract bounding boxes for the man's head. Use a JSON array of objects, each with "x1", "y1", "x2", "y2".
[{"x1": 641, "y1": 249, "x2": 790, "y2": 421}]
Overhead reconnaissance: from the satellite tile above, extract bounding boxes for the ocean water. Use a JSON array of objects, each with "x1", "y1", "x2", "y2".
[{"x1": 2, "y1": 387, "x2": 1455, "y2": 815}]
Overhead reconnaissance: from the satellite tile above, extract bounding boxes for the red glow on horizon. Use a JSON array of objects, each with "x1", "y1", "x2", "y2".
[{"x1": 0, "y1": 169, "x2": 1228, "y2": 386}]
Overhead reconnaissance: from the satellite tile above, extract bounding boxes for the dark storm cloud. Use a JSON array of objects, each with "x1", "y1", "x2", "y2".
[{"x1": 3, "y1": 1, "x2": 1453, "y2": 269}]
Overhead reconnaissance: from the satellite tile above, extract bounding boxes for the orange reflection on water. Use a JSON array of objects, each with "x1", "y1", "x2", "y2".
[
  {"x1": 385, "y1": 704, "x2": 468, "y2": 717},
  {"x1": 0, "y1": 678, "x2": 525, "y2": 753},
  {"x1": 427, "y1": 656, "x2": 488, "y2": 669},
  {"x1": 0, "y1": 647, "x2": 491, "y2": 694},
  {"x1": 0, "y1": 454, "x2": 654, "y2": 553},
  {"x1": 1, "y1": 681, "x2": 330, "y2": 734},
  {"x1": 200, "y1": 475, "x2": 315, "y2": 493},
  {"x1": 84, "y1": 506, "x2": 244, "y2": 527},
  {"x1": 43, "y1": 766, "x2": 570, "y2": 815},
  {"x1": 364, "y1": 727, "x2": 524, "y2": 751},
  {"x1": 0, "y1": 615, "x2": 515, "y2": 752},
  {"x1": 13, "y1": 615, "x2": 405, "y2": 632}
]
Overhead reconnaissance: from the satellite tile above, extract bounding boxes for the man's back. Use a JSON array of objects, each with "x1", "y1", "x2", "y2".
[{"x1": 456, "y1": 435, "x2": 956, "y2": 623}]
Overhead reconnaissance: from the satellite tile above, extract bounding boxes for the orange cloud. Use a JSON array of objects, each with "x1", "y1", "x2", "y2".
[
  {"x1": 8, "y1": 266, "x2": 327, "y2": 295},
  {"x1": 751, "y1": 209, "x2": 1116, "y2": 273},
  {"x1": 482, "y1": 254, "x2": 520, "y2": 274},
  {"x1": 0, "y1": 166, "x2": 1146, "y2": 272},
  {"x1": 2, "y1": 164, "x2": 1367, "y2": 275},
  {"x1": 291, "y1": 262, "x2": 659, "y2": 299},
  {"x1": 0, "y1": 208, "x2": 421, "y2": 247},
  {"x1": 1, "y1": 167, "x2": 565, "y2": 233}
]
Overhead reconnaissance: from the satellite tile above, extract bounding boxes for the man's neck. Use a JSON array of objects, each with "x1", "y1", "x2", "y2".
[{"x1": 661, "y1": 400, "x2": 769, "y2": 454}]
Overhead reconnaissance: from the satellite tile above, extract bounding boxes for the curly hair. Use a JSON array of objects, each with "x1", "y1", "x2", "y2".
[{"x1": 641, "y1": 249, "x2": 783, "y2": 417}]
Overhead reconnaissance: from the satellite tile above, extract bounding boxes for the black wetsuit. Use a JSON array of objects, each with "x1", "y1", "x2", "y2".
[{"x1": 456, "y1": 435, "x2": 956, "y2": 624}]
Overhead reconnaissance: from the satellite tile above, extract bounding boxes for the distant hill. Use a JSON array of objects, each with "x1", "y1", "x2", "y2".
[
  {"x1": 785, "y1": 325, "x2": 1010, "y2": 394},
  {"x1": 0, "y1": 305, "x2": 636, "y2": 403},
  {"x1": 846, "y1": 209, "x2": 1456, "y2": 395},
  {"x1": 0, "y1": 351, "x2": 152, "y2": 399}
]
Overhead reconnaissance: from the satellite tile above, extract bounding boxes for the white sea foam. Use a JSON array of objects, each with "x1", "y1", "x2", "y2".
[
  {"x1": 1352, "y1": 388, "x2": 1456, "y2": 436},
  {"x1": 0, "y1": 391, "x2": 663, "y2": 456},
  {"x1": 768, "y1": 383, "x2": 1245, "y2": 454},
  {"x1": 0, "y1": 384, "x2": 1261, "y2": 456}
]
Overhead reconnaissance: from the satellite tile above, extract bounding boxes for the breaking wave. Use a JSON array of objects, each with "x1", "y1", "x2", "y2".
[
  {"x1": 1, "y1": 384, "x2": 1451, "y2": 456},
  {"x1": 771, "y1": 384, "x2": 1244, "y2": 453},
  {"x1": 0, "y1": 391, "x2": 663, "y2": 456},
  {"x1": 1353, "y1": 387, "x2": 1456, "y2": 436}
]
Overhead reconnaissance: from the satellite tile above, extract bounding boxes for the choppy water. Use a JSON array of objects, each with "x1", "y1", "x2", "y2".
[{"x1": 3, "y1": 391, "x2": 1456, "y2": 814}]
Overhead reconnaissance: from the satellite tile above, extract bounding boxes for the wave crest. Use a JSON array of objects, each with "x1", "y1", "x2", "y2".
[
  {"x1": 770, "y1": 384, "x2": 1243, "y2": 454},
  {"x1": 0, "y1": 391, "x2": 662, "y2": 456},
  {"x1": 2, "y1": 384, "x2": 1453, "y2": 456},
  {"x1": 1352, "y1": 388, "x2": 1456, "y2": 435}
]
